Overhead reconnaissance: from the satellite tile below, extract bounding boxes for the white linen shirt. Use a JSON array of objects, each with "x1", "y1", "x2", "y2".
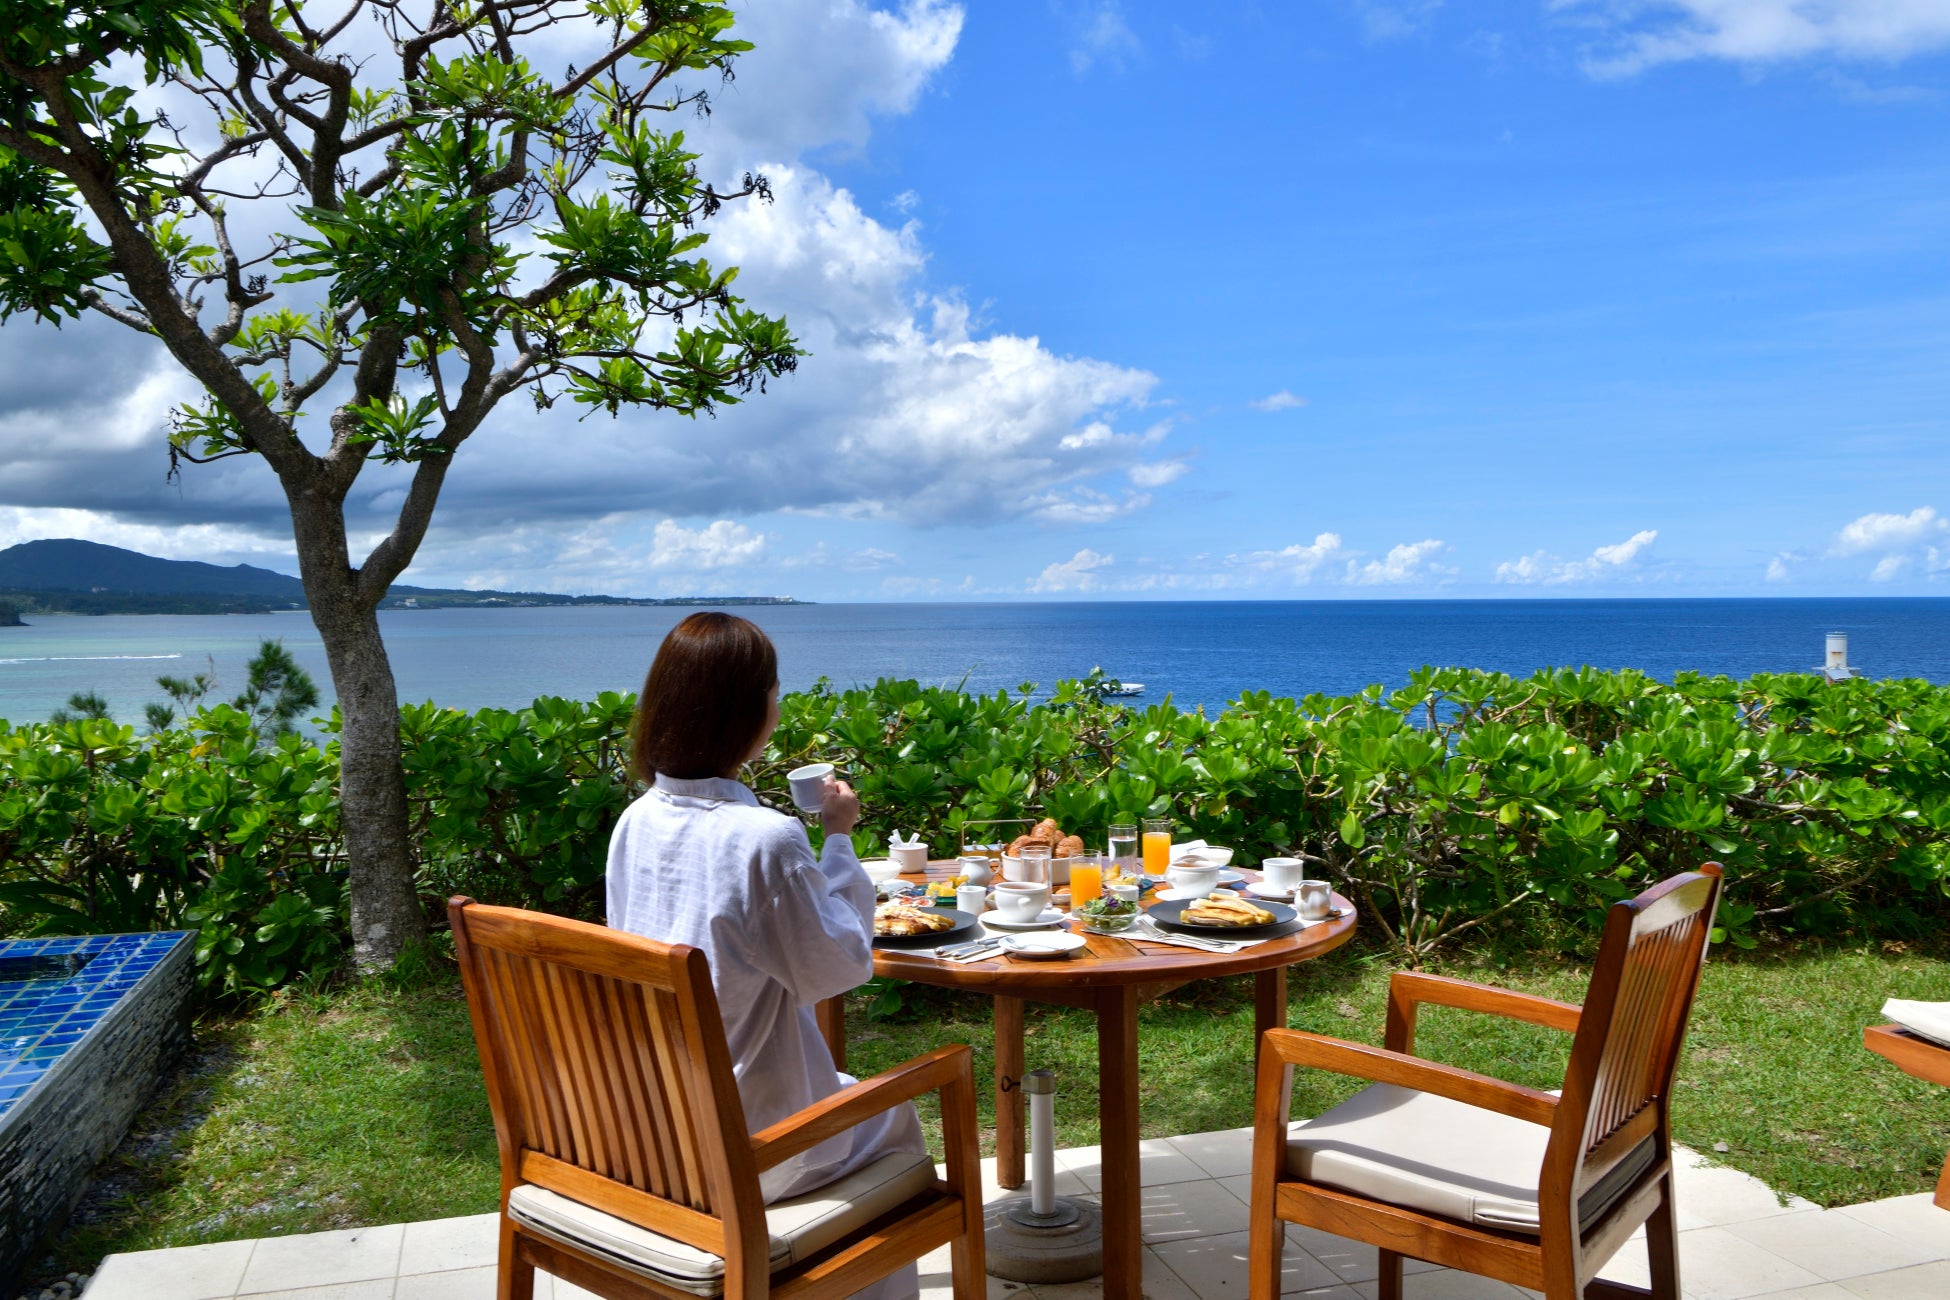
[{"x1": 605, "y1": 773, "x2": 922, "y2": 1204}]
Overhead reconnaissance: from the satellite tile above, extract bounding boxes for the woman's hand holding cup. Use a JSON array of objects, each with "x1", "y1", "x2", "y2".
[{"x1": 819, "y1": 777, "x2": 860, "y2": 836}]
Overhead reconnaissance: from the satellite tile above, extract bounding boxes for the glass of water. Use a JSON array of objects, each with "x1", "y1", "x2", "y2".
[{"x1": 1107, "y1": 821, "x2": 1139, "y2": 879}]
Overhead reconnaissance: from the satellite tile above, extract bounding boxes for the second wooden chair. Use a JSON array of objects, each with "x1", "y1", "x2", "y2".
[{"x1": 1249, "y1": 864, "x2": 1723, "y2": 1300}]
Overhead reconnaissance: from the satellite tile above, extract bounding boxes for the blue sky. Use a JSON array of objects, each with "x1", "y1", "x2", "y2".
[{"x1": 2, "y1": 1, "x2": 1948, "y2": 599}]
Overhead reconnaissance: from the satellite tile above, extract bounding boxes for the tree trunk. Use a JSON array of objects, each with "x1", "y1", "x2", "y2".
[{"x1": 311, "y1": 586, "x2": 427, "y2": 972}]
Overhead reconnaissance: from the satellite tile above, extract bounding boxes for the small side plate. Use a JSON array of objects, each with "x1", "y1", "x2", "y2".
[{"x1": 1000, "y1": 931, "x2": 1086, "y2": 959}]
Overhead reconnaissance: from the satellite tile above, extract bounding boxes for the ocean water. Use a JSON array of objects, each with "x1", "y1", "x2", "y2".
[{"x1": 2, "y1": 598, "x2": 1948, "y2": 727}]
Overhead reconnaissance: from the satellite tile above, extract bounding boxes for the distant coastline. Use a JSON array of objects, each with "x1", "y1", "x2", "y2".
[{"x1": 0, "y1": 540, "x2": 806, "y2": 617}]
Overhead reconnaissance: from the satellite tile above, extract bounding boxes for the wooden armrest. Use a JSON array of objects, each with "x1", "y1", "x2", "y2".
[
  {"x1": 1386, "y1": 971, "x2": 1581, "y2": 1054},
  {"x1": 1260, "y1": 1028, "x2": 1559, "y2": 1127},
  {"x1": 750, "y1": 1044, "x2": 973, "y2": 1172}
]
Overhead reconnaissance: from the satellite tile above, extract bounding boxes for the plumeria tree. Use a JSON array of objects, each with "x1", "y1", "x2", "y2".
[{"x1": 0, "y1": 0, "x2": 800, "y2": 969}]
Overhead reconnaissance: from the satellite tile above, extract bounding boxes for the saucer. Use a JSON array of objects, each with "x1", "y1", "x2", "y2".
[
  {"x1": 1155, "y1": 887, "x2": 1216, "y2": 902},
  {"x1": 983, "y1": 909, "x2": 1067, "y2": 931},
  {"x1": 1245, "y1": 882, "x2": 1295, "y2": 902}
]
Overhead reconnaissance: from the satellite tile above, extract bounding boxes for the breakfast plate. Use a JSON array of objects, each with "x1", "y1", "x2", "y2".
[
  {"x1": 1148, "y1": 896, "x2": 1297, "y2": 936},
  {"x1": 1000, "y1": 931, "x2": 1086, "y2": 960},
  {"x1": 872, "y1": 908, "x2": 981, "y2": 949}
]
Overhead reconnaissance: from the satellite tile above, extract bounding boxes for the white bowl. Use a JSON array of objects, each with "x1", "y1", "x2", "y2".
[
  {"x1": 860, "y1": 858, "x2": 903, "y2": 883},
  {"x1": 888, "y1": 843, "x2": 929, "y2": 873},
  {"x1": 1164, "y1": 864, "x2": 1221, "y2": 897}
]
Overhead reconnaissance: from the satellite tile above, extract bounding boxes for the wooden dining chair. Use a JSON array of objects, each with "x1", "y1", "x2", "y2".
[
  {"x1": 449, "y1": 898, "x2": 987, "y2": 1300},
  {"x1": 1248, "y1": 864, "x2": 1723, "y2": 1300}
]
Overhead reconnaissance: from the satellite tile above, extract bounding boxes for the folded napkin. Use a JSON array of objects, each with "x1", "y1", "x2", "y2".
[{"x1": 1883, "y1": 998, "x2": 1950, "y2": 1049}]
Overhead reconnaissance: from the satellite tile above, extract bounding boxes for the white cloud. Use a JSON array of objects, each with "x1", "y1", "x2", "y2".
[
  {"x1": 1357, "y1": 1, "x2": 1445, "y2": 41},
  {"x1": 1238, "y1": 532, "x2": 1347, "y2": 582},
  {"x1": 1829, "y1": 505, "x2": 1945, "y2": 554},
  {"x1": 649, "y1": 520, "x2": 769, "y2": 570},
  {"x1": 1870, "y1": 553, "x2": 1910, "y2": 582},
  {"x1": 690, "y1": 1, "x2": 962, "y2": 163},
  {"x1": 1067, "y1": 2, "x2": 1142, "y2": 74},
  {"x1": 1495, "y1": 528, "x2": 1658, "y2": 585},
  {"x1": 1127, "y1": 460, "x2": 1190, "y2": 489},
  {"x1": 1249, "y1": 390, "x2": 1308, "y2": 412},
  {"x1": 1561, "y1": 0, "x2": 1950, "y2": 76},
  {"x1": 1765, "y1": 552, "x2": 1796, "y2": 581},
  {"x1": 1346, "y1": 539, "x2": 1454, "y2": 586},
  {"x1": 1031, "y1": 548, "x2": 1114, "y2": 592},
  {"x1": 0, "y1": 506, "x2": 297, "y2": 566}
]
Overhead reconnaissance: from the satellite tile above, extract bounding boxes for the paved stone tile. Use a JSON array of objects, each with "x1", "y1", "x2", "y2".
[
  {"x1": 1149, "y1": 1228, "x2": 1343, "y2": 1297},
  {"x1": 1166, "y1": 1129, "x2": 1257, "y2": 1180},
  {"x1": 1725, "y1": 1210, "x2": 1939, "y2": 1282},
  {"x1": 1743, "y1": 1285, "x2": 1857, "y2": 1299},
  {"x1": 1664, "y1": 1227, "x2": 1827, "y2": 1300},
  {"x1": 1059, "y1": 1140, "x2": 1210, "y2": 1192},
  {"x1": 395, "y1": 1266, "x2": 499, "y2": 1299},
  {"x1": 85, "y1": 1237, "x2": 256, "y2": 1300},
  {"x1": 1136, "y1": 1178, "x2": 1254, "y2": 1245},
  {"x1": 1032, "y1": 1249, "x2": 1202, "y2": 1300},
  {"x1": 1350, "y1": 1272, "x2": 1536, "y2": 1298},
  {"x1": 1208, "y1": 1173, "x2": 1440, "y2": 1283},
  {"x1": 231, "y1": 1284, "x2": 394, "y2": 1300},
  {"x1": 399, "y1": 1214, "x2": 500, "y2": 1276},
  {"x1": 1671, "y1": 1159, "x2": 1819, "y2": 1231},
  {"x1": 1836, "y1": 1259, "x2": 1950, "y2": 1299},
  {"x1": 238, "y1": 1224, "x2": 404, "y2": 1294},
  {"x1": 1832, "y1": 1194, "x2": 1950, "y2": 1262}
]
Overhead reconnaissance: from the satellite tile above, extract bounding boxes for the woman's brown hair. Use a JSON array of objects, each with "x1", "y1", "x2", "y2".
[{"x1": 632, "y1": 612, "x2": 780, "y2": 782}]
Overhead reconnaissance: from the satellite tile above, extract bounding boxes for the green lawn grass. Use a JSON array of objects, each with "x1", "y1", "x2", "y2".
[{"x1": 38, "y1": 942, "x2": 1950, "y2": 1279}]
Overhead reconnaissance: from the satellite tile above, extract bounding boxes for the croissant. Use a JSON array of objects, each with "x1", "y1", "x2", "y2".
[
  {"x1": 1054, "y1": 834, "x2": 1086, "y2": 859},
  {"x1": 1006, "y1": 834, "x2": 1034, "y2": 856},
  {"x1": 1030, "y1": 818, "x2": 1062, "y2": 844}
]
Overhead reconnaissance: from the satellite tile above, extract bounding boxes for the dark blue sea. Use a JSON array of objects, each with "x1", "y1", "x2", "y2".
[{"x1": 3, "y1": 599, "x2": 1948, "y2": 725}]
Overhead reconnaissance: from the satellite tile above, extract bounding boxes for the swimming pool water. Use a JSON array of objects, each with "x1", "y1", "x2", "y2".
[{"x1": 0, "y1": 933, "x2": 186, "y2": 1116}]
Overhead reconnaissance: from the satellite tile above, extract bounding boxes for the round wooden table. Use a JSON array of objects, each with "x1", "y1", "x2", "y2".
[{"x1": 816, "y1": 868, "x2": 1357, "y2": 1300}]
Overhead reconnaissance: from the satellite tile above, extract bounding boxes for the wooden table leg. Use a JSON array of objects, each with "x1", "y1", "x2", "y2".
[
  {"x1": 1097, "y1": 986, "x2": 1143, "y2": 1300},
  {"x1": 1255, "y1": 966, "x2": 1287, "y2": 1044},
  {"x1": 996, "y1": 995, "x2": 1026, "y2": 1190},
  {"x1": 1936, "y1": 1149, "x2": 1950, "y2": 1211},
  {"x1": 816, "y1": 995, "x2": 846, "y2": 1072}
]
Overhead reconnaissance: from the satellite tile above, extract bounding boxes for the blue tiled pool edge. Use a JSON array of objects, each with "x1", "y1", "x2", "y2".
[{"x1": 0, "y1": 932, "x2": 194, "y2": 1291}]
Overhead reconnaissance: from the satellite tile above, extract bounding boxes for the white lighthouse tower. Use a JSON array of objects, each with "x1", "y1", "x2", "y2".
[{"x1": 1818, "y1": 632, "x2": 1862, "y2": 682}]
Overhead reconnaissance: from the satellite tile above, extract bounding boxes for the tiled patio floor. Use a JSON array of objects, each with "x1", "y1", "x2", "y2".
[{"x1": 84, "y1": 1130, "x2": 1949, "y2": 1300}]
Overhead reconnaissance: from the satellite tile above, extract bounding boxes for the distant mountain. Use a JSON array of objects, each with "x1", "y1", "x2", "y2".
[
  {"x1": 0, "y1": 539, "x2": 307, "y2": 601},
  {"x1": 0, "y1": 539, "x2": 804, "y2": 616}
]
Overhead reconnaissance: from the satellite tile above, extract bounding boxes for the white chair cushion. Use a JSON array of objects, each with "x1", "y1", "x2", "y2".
[
  {"x1": 508, "y1": 1149, "x2": 939, "y2": 1296},
  {"x1": 1286, "y1": 1083, "x2": 1547, "y2": 1234}
]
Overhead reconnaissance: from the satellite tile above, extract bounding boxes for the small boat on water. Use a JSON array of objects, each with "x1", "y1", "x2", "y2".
[{"x1": 1103, "y1": 682, "x2": 1145, "y2": 697}]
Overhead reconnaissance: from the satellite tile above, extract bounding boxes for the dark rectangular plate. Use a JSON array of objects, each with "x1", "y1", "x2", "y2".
[
  {"x1": 873, "y1": 909, "x2": 982, "y2": 949},
  {"x1": 1147, "y1": 897, "x2": 1297, "y2": 936}
]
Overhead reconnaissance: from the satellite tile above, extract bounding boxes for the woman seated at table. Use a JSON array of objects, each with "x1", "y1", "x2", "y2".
[{"x1": 606, "y1": 613, "x2": 926, "y2": 1300}]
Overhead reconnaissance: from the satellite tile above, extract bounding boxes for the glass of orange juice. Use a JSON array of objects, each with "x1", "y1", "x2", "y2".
[
  {"x1": 1069, "y1": 855, "x2": 1103, "y2": 908},
  {"x1": 1142, "y1": 818, "x2": 1172, "y2": 877}
]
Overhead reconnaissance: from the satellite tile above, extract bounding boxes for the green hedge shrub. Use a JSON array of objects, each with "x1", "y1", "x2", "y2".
[{"x1": 3, "y1": 667, "x2": 1948, "y2": 993}]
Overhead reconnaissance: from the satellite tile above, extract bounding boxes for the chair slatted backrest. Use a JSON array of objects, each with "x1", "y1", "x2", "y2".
[
  {"x1": 1547, "y1": 865, "x2": 1723, "y2": 1210},
  {"x1": 451, "y1": 898, "x2": 767, "y2": 1261}
]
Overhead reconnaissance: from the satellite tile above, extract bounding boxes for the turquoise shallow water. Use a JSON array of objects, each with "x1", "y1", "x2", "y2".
[{"x1": 2, "y1": 598, "x2": 1947, "y2": 726}]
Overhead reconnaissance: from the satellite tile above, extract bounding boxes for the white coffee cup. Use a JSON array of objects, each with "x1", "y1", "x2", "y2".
[
  {"x1": 957, "y1": 884, "x2": 989, "y2": 915},
  {"x1": 1260, "y1": 857, "x2": 1305, "y2": 894},
  {"x1": 993, "y1": 880, "x2": 1049, "y2": 922},
  {"x1": 1164, "y1": 863, "x2": 1220, "y2": 897},
  {"x1": 1295, "y1": 879, "x2": 1333, "y2": 921},
  {"x1": 787, "y1": 762, "x2": 835, "y2": 812},
  {"x1": 889, "y1": 842, "x2": 929, "y2": 873}
]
